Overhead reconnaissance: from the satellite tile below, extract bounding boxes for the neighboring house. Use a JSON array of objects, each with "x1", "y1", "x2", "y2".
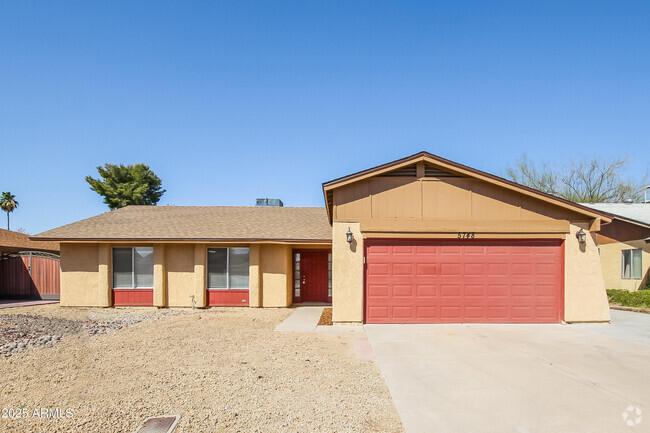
[
  {"x1": 582, "y1": 203, "x2": 650, "y2": 291},
  {"x1": 0, "y1": 229, "x2": 61, "y2": 300},
  {"x1": 32, "y1": 152, "x2": 613, "y2": 323}
]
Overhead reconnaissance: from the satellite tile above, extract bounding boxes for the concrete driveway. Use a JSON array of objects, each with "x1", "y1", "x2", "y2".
[{"x1": 365, "y1": 310, "x2": 650, "y2": 433}]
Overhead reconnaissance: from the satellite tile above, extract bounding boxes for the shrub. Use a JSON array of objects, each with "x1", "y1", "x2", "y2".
[{"x1": 607, "y1": 289, "x2": 650, "y2": 308}]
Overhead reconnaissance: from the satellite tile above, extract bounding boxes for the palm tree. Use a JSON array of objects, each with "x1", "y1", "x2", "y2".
[{"x1": 0, "y1": 192, "x2": 18, "y2": 230}]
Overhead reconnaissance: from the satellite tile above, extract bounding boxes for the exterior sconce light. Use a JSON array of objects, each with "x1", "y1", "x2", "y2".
[
  {"x1": 576, "y1": 228, "x2": 586, "y2": 244},
  {"x1": 346, "y1": 227, "x2": 354, "y2": 243}
]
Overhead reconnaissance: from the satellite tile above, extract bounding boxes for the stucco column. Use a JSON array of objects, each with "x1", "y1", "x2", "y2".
[
  {"x1": 332, "y1": 222, "x2": 363, "y2": 323},
  {"x1": 249, "y1": 244, "x2": 262, "y2": 307},
  {"x1": 260, "y1": 244, "x2": 292, "y2": 307},
  {"x1": 194, "y1": 244, "x2": 207, "y2": 308},
  {"x1": 97, "y1": 244, "x2": 111, "y2": 307},
  {"x1": 153, "y1": 244, "x2": 166, "y2": 307},
  {"x1": 564, "y1": 223, "x2": 611, "y2": 323}
]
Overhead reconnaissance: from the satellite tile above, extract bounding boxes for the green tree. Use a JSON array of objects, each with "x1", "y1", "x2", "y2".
[
  {"x1": 506, "y1": 155, "x2": 644, "y2": 203},
  {"x1": 0, "y1": 192, "x2": 19, "y2": 230},
  {"x1": 86, "y1": 163, "x2": 166, "y2": 210}
]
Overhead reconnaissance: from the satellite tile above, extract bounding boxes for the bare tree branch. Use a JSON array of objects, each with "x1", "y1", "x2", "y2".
[{"x1": 506, "y1": 154, "x2": 644, "y2": 203}]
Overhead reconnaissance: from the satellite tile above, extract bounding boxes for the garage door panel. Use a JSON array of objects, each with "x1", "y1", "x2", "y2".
[
  {"x1": 392, "y1": 306, "x2": 414, "y2": 319},
  {"x1": 393, "y1": 284, "x2": 414, "y2": 297},
  {"x1": 365, "y1": 240, "x2": 563, "y2": 324},
  {"x1": 392, "y1": 245, "x2": 416, "y2": 255},
  {"x1": 463, "y1": 263, "x2": 485, "y2": 275},
  {"x1": 367, "y1": 284, "x2": 389, "y2": 297},
  {"x1": 440, "y1": 284, "x2": 462, "y2": 297},
  {"x1": 511, "y1": 284, "x2": 533, "y2": 297},
  {"x1": 415, "y1": 245, "x2": 438, "y2": 254},
  {"x1": 464, "y1": 306, "x2": 487, "y2": 319},
  {"x1": 464, "y1": 246, "x2": 486, "y2": 255},
  {"x1": 392, "y1": 263, "x2": 413, "y2": 275},
  {"x1": 415, "y1": 306, "x2": 438, "y2": 321},
  {"x1": 535, "y1": 263, "x2": 556, "y2": 275},
  {"x1": 416, "y1": 263, "x2": 437, "y2": 276},
  {"x1": 487, "y1": 263, "x2": 509, "y2": 275},
  {"x1": 416, "y1": 284, "x2": 437, "y2": 297},
  {"x1": 367, "y1": 263, "x2": 390, "y2": 276},
  {"x1": 487, "y1": 306, "x2": 509, "y2": 319},
  {"x1": 367, "y1": 306, "x2": 390, "y2": 320},
  {"x1": 440, "y1": 306, "x2": 462, "y2": 320},
  {"x1": 440, "y1": 263, "x2": 462, "y2": 276},
  {"x1": 464, "y1": 284, "x2": 486, "y2": 297},
  {"x1": 440, "y1": 245, "x2": 462, "y2": 254},
  {"x1": 511, "y1": 263, "x2": 533, "y2": 275},
  {"x1": 536, "y1": 284, "x2": 556, "y2": 296}
]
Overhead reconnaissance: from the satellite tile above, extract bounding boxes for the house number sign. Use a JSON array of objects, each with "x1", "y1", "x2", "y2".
[{"x1": 457, "y1": 232, "x2": 476, "y2": 239}]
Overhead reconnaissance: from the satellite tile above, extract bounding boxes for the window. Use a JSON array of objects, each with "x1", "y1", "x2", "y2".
[
  {"x1": 294, "y1": 253, "x2": 301, "y2": 297},
  {"x1": 112, "y1": 247, "x2": 154, "y2": 289},
  {"x1": 328, "y1": 252, "x2": 332, "y2": 298},
  {"x1": 208, "y1": 248, "x2": 250, "y2": 289},
  {"x1": 622, "y1": 249, "x2": 643, "y2": 279}
]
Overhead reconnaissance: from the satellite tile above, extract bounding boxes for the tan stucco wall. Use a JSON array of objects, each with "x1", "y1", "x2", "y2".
[
  {"x1": 599, "y1": 240, "x2": 650, "y2": 291},
  {"x1": 165, "y1": 244, "x2": 195, "y2": 307},
  {"x1": 60, "y1": 243, "x2": 110, "y2": 307},
  {"x1": 59, "y1": 242, "x2": 302, "y2": 308},
  {"x1": 153, "y1": 245, "x2": 166, "y2": 307},
  {"x1": 249, "y1": 244, "x2": 261, "y2": 307},
  {"x1": 564, "y1": 223, "x2": 611, "y2": 323},
  {"x1": 259, "y1": 244, "x2": 292, "y2": 307},
  {"x1": 332, "y1": 222, "x2": 364, "y2": 323},
  {"x1": 193, "y1": 244, "x2": 207, "y2": 307}
]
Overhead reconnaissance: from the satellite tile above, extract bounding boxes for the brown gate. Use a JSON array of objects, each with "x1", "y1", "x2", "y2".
[{"x1": 0, "y1": 252, "x2": 60, "y2": 300}]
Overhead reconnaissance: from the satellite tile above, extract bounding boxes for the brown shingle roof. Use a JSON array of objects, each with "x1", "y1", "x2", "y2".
[
  {"x1": 31, "y1": 206, "x2": 332, "y2": 242},
  {"x1": 0, "y1": 229, "x2": 59, "y2": 254}
]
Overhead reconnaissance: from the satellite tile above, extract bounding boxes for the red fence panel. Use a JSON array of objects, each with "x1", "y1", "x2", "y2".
[{"x1": 0, "y1": 253, "x2": 60, "y2": 300}]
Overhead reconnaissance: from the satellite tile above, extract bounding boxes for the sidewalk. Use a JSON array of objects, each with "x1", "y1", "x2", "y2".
[{"x1": 0, "y1": 299, "x2": 59, "y2": 309}]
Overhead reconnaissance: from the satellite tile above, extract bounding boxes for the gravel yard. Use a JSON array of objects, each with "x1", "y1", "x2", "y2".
[{"x1": 0, "y1": 305, "x2": 402, "y2": 432}]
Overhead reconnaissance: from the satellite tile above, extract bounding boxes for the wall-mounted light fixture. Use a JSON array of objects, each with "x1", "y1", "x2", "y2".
[
  {"x1": 346, "y1": 227, "x2": 354, "y2": 243},
  {"x1": 576, "y1": 228, "x2": 586, "y2": 244}
]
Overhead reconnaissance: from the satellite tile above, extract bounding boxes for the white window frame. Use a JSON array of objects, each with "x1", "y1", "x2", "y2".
[
  {"x1": 112, "y1": 247, "x2": 154, "y2": 290},
  {"x1": 621, "y1": 248, "x2": 643, "y2": 280},
  {"x1": 207, "y1": 247, "x2": 250, "y2": 290}
]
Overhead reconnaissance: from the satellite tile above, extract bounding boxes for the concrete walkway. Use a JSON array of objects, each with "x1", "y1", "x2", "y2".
[
  {"x1": 0, "y1": 299, "x2": 58, "y2": 309},
  {"x1": 274, "y1": 306, "x2": 324, "y2": 333},
  {"x1": 366, "y1": 313, "x2": 650, "y2": 433},
  {"x1": 274, "y1": 307, "x2": 369, "y2": 355}
]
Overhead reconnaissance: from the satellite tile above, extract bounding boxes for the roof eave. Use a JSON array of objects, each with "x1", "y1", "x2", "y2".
[{"x1": 31, "y1": 237, "x2": 333, "y2": 243}]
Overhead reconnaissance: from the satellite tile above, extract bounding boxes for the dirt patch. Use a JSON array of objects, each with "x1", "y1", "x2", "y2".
[
  {"x1": 0, "y1": 306, "x2": 403, "y2": 432},
  {"x1": 318, "y1": 307, "x2": 333, "y2": 326}
]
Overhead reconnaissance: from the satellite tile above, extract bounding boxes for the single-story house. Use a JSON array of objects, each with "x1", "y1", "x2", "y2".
[
  {"x1": 582, "y1": 202, "x2": 650, "y2": 291},
  {"x1": 32, "y1": 152, "x2": 613, "y2": 324}
]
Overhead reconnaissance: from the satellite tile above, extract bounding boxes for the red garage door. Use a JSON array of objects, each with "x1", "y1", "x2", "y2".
[{"x1": 365, "y1": 239, "x2": 563, "y2": 324}]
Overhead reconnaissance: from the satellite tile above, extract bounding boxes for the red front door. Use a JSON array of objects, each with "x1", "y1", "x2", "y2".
[{"x1": 293, "y1": 250, "x2": 330, "y2": 303}]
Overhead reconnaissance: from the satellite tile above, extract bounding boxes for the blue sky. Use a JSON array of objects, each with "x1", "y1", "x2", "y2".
[{"x1": 1, "y1": 1, "x2": 649, "y2": 234}]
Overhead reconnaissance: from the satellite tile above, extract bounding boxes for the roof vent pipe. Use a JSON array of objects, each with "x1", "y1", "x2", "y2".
[{"x1": 623, "y1": 198, "x2": 634, "y2": 204}]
